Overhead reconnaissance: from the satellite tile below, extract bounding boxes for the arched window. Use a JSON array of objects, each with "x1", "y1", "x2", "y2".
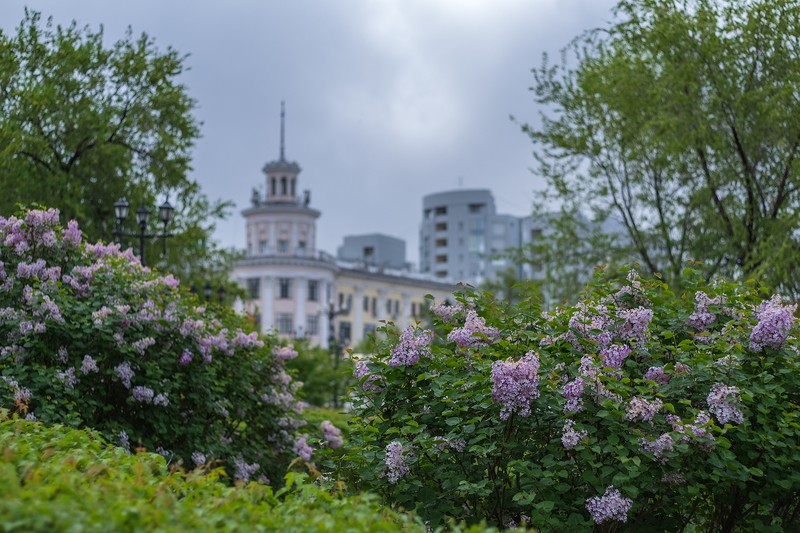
[
  {"x1": 271, "y1": 178, "x2": 276, "y2": 196},
  {"x1": 281, "y1": 177, "x2": 287, "y2": 195}
]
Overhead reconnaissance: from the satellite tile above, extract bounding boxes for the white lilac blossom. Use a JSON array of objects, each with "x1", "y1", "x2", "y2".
[
  {"x1": 625, "y1": 396, "x2": 663, "y2": 422},
  {"x1": 586, "y1": 486, "x2": 633, "y2": 524},
  {"x1": 384, "y1": 441, "x2": 411, "y2": 483},
  {"x1": 388, "y1": 326, "x2": 433, "y2": 366},
  {"x1": 562, "y1": 377, "x2": 586, "y2": 413},
  {"x1": 706, "y1": 383, "x2": 744, "y2": 425},
  {"x1": 114, "y1": 362, "x2": 134, "y2": 389},
  {"x1": 641, "y1": 433, "x2": 674, "y2": 462},
  {"x1": 749, "y1": 295, "x2": 796, "y2": 352},
  {"x1": 561, "y1": 419, "x2": 587, "y2": 450},
  {"x1": 447, "y1": 310, "x2": 500, "y2": 348},
  {"x1": 153, "y1": 393, "x2": 170, "y2": 406},
  {"x1": 118, "y1": 430, "x2": 130, "y2": 451},
  {"x1": 56, "y1": 367, "x2": 78, "y2": 388},
  {"x1": 490, "y1": 351, "x2": 540, "y2": 420},
  {"x1": 272, "y1": 346, "x2": 298, "y2": 361},
  {"x1": 132, "y1": 337, "x2": 156, "y2": 355},
  {"x1": 80, "y1": 355, "x2": 98, "y2": 374},
  {"x1": 293, "y1": 435, "x2": 313, "y2": 461},
  {"x1": 320, "y1": 420, "x2": 343, "y2": 448}
]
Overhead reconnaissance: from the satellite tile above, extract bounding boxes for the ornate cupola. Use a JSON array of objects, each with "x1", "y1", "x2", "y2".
[{"x1": 262, "y1": 101, "x2": 302, "y2": 203}]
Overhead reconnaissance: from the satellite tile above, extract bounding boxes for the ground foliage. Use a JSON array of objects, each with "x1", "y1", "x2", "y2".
[{"x1": 341, "y1": 266, "x2": 800, "y2": 531}]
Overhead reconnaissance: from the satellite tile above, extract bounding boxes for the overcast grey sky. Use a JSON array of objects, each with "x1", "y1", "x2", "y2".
[{"x1": 2, "y1": 1, "x2": 618, "y2": 265}]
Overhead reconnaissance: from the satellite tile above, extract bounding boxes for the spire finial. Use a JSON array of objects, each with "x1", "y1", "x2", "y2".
[{"x1": 279, "y1": 101, "x2": 285, "y2": 161}]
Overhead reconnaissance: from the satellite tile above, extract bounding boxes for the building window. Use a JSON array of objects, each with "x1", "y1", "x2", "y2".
[
  {"x1": 371, "y1": 297, "x2": 377, "y2": 317},
  {"x1": 435, "y1": 270, "x2": 448, "y2": 278},
  {"x1": 276, "y1": 314, "x2": 293, "y2": 335},
  {"x1": 411, "y1": 302, "x2": 417, "y2": 317},
  {"x1": 531, "y1": 228, "x2": 543, "y2": 240},
  {"x1": 246, "y1": 278, "x2": 260, "y2": 299},
  {"x1": 291, "y1": 178, "x2": 296, "y2": 196},
  {"x1": 347, "y1": 294, "x2": 353, "y2": 311},
  {"x1": 258, "y1": 240, "x2": 268, "y2": 254},
  {"x1": 424, "y1": 208, "x2": 432, "y2": 219},
  {"x1": 271, "y1": 178, "x2": 276, "y2": 196},
  {"x1": 386, "y1": 300, "x2": 392, "y2": 314},
  {"x1": 278, "y1": 239, "x2": 289, "y2": 253},
  {"x1": 435, "y1": 238, "x2": 447, "y2": 247},
  {"x1": 435, "y1": 222, "x2": 448, "y2": 232},
  {"x1": 363, "y1": 295, "x2": 369, "y2": 312},
  {"x1": 338, "y1": 292, "x2": 344, "y2": 308},
  {"x1": 394, "y1": 300, "x2": 399, "y2": 315},
  {"x1": 436, "y1": 254, "x2": 448, "y2": 263},
  {"x1": 308, "y1": 280, "x2": 318, "y2": 301},
  {"x1": 306, "y1": 315, "x2": 319, "y2": 336},
  {"x1": 278, "y1": 278, "x2": 291, "y2": 299},
  {"x1": 338, "y1": 321, "x2": 352, "y2": 343},
  {"x1": 281, "y1": 177, "x2": 287, "y2": 195},
  {"x1": 469, "y1": 203, "x2": 485, "y2": 214},
  {"x1": 435, "y1": 206, "x2": 447, "y2": 215},
  {"x1": 363, "y1": 323, "x2": 377, "y2": 338},
  {"x1": 298, "y1": 241, "x2": 306, "y2": 254}
]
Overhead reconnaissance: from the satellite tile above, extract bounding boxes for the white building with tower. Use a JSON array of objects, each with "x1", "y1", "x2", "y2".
[{"x1": 233, "y1": 104, "x2": 454, "y2": 348}]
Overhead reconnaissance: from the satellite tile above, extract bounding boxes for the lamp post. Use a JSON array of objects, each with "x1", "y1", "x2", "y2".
[
  {"x1": 113, "y1": 197, "x2": 174, "y2": 266},
  {"x1": 328, "y1": 302, "x2": 350, "y2": 408}
]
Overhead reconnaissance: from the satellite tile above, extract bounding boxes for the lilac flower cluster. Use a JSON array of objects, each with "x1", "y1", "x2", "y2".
[
  {"x1": 56, "y1": 367, "x2": 78, "y2": 388},
  {"x1": 706, "y1": 383, "x2": 744, "y2": 425},
  {"x1": 566, "y1": 303, "x2": 613, "y2": 348},
  {"x1": 191, "y1": 451, "x2": 207, "y2": 466},
  {"x1": 384, "y1": 441, "x2": 411, "y2": 483},
  {"x1": 640, "y1": 433, "x2": 674, "y2": 462},
  {"x1": 389, "y1": 326, "x2": 433, "y2": 366},
  {"x1": 430, "y1": 301, "x2": 464, "y2": 322},
  {"x1": 115, "y1": 362, "x2": 134, "y2": 389},
  {"x1": 320, "y1": 420, "x2": 343, "y2": 448},
  {"x1": 1, "y1": 376, "x2": 32, "y2": 403},
  {"x1": 490, "y1": 351, "x2": 540, "y2": 420},
  {"x1": 293, "y1": 435, "x2": 313, "y2": 461},
  {"x1": 667, "y1": 412, "x2": 715, "y2": 445},
  {"x1": 562, "y1": 377, "x2": 586, "y2": 413},
  {"x1": 447, "y1": 310, "x2": 500, "y2": 348},
  {"x1": 433, "y1": 436, "x2": 465, "y2": 452},
  {"x1": 179, "y1": 350, "x2": 193, "y2": 365},
  {"x1": 600, "y1": 344, "x2": 631, "y2": 371},
  {"x1": 686, "y1": 291, "x2": 725, "y2": 331},
  {"x1": 80, "y1": 355, "x2": 98, "y2": 374},
  {"x1": 624, "y1": 396, "x2": 663, "y2": 422},
  {"x1": 233, "y1": 456, "x2": 260, "y2": 482},
  {"x1": 617, "y1": 307, "x2": 654, "y2": 347},
  {"x1": 272, "y1": 346, "x2": 298, "y2": 361},
  {"x1": 561, "y1": 419, "x2": 587, "y2": 450},
  {"x1": 154, "y1": 393, "x2": 170, "y2": 406},
  {"x1": 132, "y1": 337, "x2": 156, "y2": 355},
  {"x1": 354, "y1": 360, "x2": 383, "y2": 392},
  {"x1": 749, "y1": 295, "x2": 796, "y2": 352},
  {"x1": 132, "y1": 386, "x2": 155, "y2": 403},
  {"x1": 644, "y1": 366, "x2": 669, "y2": 385},
  {"x1": 118, "y1": 431, "x2": 130, "y2": 451},
  {"x1": 586, "y1": 485, "x2": 633, "y2": 524}
]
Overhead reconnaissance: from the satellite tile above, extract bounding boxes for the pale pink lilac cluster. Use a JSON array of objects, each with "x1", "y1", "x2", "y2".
[
  {"x1": 384, "y1": 440, "x2": 411, "y2": 483},
  {"x1": 491, "y1": 351, "x2": 540, "y2": 420},
  {"x1": 706, "y1": 383, "x2": 744, "y2": 425},
  {"x1": 293, "y1": 435, "x2": 313, "y2": 461},
  {"x1": 320, "y1": 420, "x2": 343, "y2": 448},
  {"x1": 389, "y1": 326, "x2": 433, "y2": 366},
  {"x1": 430, "y1": 301, "x2": 464, "y2": 322},
  {"x1": 447, "y1": 310, "x2": 500, "y2": 348},
  {"x1": 561, "y1": 419, "x2": 587, "y2": 449},
  {"x1": 586, "y1": 485, "x2": 633, "y2": 524},
  {"x1": 640, "y1": 433, "x2": 673, "y2": 462},
  {"x1": 272, "y1": 346, "x2": 298, "y2": 361},
  {"x1": 749, "y1": 295, "x2": 796, "y2": 352},
  {"x1": 624, "y1": 396, "x2": 663, "y2": 422}
]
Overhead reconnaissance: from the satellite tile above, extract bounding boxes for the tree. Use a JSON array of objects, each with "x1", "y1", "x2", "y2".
[
  {"x1": 0, "y1": 10, "x2": 232, "y2": 281},
  {"x1": 525, "y1": 0, "x2": 800, "y2": 293}
]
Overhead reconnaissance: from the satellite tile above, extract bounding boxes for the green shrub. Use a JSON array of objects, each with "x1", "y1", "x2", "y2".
[
  {"x1": 342, "y1": 268, "x2": 800, "y2": 531},
  {"x1": 284, "y1": 339, "x2": 354, "y2": 408},
  {"x1": 0, "y1": 416, "x2": 429, "y2": 532},
  {"x1": 0, "y1": 208, "x2": 306, "y2": 483}
]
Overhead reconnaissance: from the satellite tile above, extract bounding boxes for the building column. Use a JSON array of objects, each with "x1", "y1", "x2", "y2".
[
  {"x1": 269, "y1": 224, "x2": 276, "y2": 253},
  {"x1": 401, "y1": 292, "x2": 411, "y2": 328},
  {"x1": 294, "y1": 275, "x2": 306, "y2": 338},
  {"x1": 353, "y1": 285, "x2": 364, "y2": 345},
  {"x1": 377, "y1": 288, "x2": 387, "y2": 321},
  {"x1": 319, "y1": 279, "x2": 330, "y2": 349},
  {"x1": 261, "y1": 275, "x2": 273, "y2": 335}
]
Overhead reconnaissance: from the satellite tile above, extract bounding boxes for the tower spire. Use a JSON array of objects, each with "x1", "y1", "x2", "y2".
[{"x1": 279, "y1": 101, "x2": 285, "y2": 161}]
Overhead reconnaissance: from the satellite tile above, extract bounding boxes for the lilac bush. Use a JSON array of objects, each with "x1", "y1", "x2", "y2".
[
  {"x1": 342, "y1": 268, "x2": 800, "y2": 530},
  {"x1": 0, "y1": 208, "x2": 305, "y2": 483}
]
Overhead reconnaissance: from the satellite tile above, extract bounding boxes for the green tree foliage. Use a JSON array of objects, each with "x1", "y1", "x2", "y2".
[
  {"x1": 342, "y1": 268, "x2": 800, "y2": 530},
  {"x1": 0, "y1": 10, "x2": 232, "y2": 283},
  {"x1": 284, "y1": 339, "x2": 354, "y2": 408},
  {"x1": 525, "y1": 0, "x2": 800, "y2": 293}
]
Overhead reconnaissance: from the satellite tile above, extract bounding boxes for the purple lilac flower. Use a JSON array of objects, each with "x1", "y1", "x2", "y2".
[
  {"x1": 320, "y1": 420, "x2": 343, "y2": 448},
  {"x1": 491, "y1": 351, "x2": 540, "y2": 420},
  {"x1": 56, "y1": 367, "x2": 78, "y2": 388},
  {"x1": 447, "y1": 310, "x2": 500, "y2": 348},
  {"x1": 154, "y1": 393, "x2": 170, "y2": 406},
  {"x1": 562, "y1": 377, "x2": 585, "y2": 413},
  {"x1": 749, "y1": 295, "x2": 796, "y2": 352},
  {"x1": 273, "y1": 346, "x2": 298, "y2": 361},
  {"x1": 687, "y1": 291, "x2": 725, "y2": 331},
  {"x1": 567, "y1": 303, "x2": 613, "y2": 348},
  {"x1": 354, "y1": 360, "x2": 383, "y2": 392},
  {"x1": 25, "y1": 412, "x2": 36, "y2": 421},
  {"x1": 430, "y1": 301, "x2": 464, "y2": 322},
  {"x1": 674, "y1": 362, "x2": 691, "y2": 374},
  {"x1": 389, "y1": 326, "x2": 434, "y2": 366},
  {"x1": 433, "y1": 436, "x2": 465, "y2": 452},
  {"x1": 80, "y1": 355, "x2": 98, "y2": 374},
  {"x1": 57, "y1": 346, "x2": 68, "y2": 363},
  {"x1": 384, "y1": 441, "x2": 411, "y2": 483},
  {"x1": 17, "y1": 259, "x2": 46, "y2": 279},
  {"x1": 63, "y1": 219, "x2": 82, "y2": 245},
  {"x1": 233, "y1": 457, "x2": 260, "y2": 482},
  {"x1": 179, "y1": 350, "x2": 193, "y2": 365},
  {"x1": 625, "y1": 397, "x2": 662, "y2": 422},
  {"x1": 114, "y1": 362, "x2": 134, "y2": 389},
  {"x1": 617, "y1": 307, "x2": 654, "y2": 347},
  {"x1": 600, "y1": 344, "x2": 631, "y2": 370},
  {"x1": 118, "y1": 431, "x2": 130, "y2": 451},
  {"x1": 232, "y1": 330, "x2": 263, "y2": 348},
  {"x1": 132, "y1": 337, "x2": 156, "y2": 355},
  {"x1": 132, "y1": 386, "x2": 155, "y2": 403},
  {"x1": 644, "y1": 366, "x2": 669, "y2": 385},
  {"x1": 706, "y1": 383, "x2": 744, "y2": 425},
  {"x1": 667, "y1": 412, "x2": 715, "y2": 445},
  {"x1": 586, "y1": 486, "x2": 633, "y2": 524},
  {"x1": 293, "y1": 436, "x2": 313, "y2": 461},
  {"x1": 561, "y1": 419, "x2": 587, "y2": 450},
  {"x1": 641, "y1": 433, "x2": 674, "y2": 462},
  {"x1": 192, "y1": 452, "x2": 207, "y2": 466},
  {"x1": 92, "y1": 306, "x2": 113, "y2": 325},
  {"x1": 1, "y1": 376, "x2": 32, "y2": 403}
]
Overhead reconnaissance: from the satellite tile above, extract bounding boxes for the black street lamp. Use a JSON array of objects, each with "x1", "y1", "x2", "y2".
[
  {"x1": 328, "y1": 302, "x2": 350, "y2": 408},
  {"x1": 113, "y1": 197, "x2": 174, "y2": 266}
]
